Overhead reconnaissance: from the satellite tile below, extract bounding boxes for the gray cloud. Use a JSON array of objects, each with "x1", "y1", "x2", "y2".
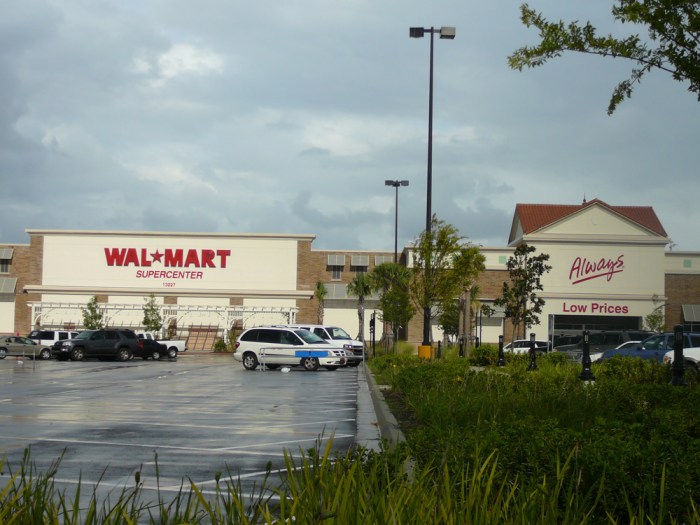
[{"x1": 1, "y1": 0, "x2": 698, "y2": 253}]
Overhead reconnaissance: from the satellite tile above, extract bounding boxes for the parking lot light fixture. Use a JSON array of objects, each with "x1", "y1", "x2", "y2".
[
  {"x1": 385, "y1": 180, "x2": 409, "y2": 263},
  {"x1": 409, "y1": 25, "x2": 455, "y2": 347}
]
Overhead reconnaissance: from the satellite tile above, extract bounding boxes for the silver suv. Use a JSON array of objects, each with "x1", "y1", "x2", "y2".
[{"x1": 233, "y1": 326, "x2": 347, "y2": 371}]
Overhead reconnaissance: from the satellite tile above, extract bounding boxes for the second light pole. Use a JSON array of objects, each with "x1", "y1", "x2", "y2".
[
  {"x1": 385, "y1": 179, "x2": 409, "y2": 263},
  {"x1": 409, "y1": 25, "x2": 456, "y2": 347}
]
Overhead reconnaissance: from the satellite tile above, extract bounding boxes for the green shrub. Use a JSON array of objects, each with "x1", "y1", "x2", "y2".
[
  {"x1": 212, "y1": 338, "x2": 229, "y2": 353},
  {"x1": 369, "y1": 356, "x2": 700, "y2": 522}
]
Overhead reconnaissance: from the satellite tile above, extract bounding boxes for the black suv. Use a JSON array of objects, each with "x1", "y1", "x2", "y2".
[{"x1": 52, "y1": 329, "x2": 142, "y2": 361}]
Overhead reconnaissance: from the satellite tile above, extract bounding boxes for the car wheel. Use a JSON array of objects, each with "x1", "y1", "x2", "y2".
[
  {"x1": 0, "y1": 348, "x2": 6, "y2": 359},
  {"x1": 301, "y1": 357, "x2": 320, "y2": 371},
  {"x1": 40, "y1": 348, "x2": 51, "y2": 360},
  {"x1": 116, "y1": 348, "x2": 132, "y2": 362},
  {"x1": 242, "y1": 352, "x2": 259, "y2": 370},
  {"x1": 168, "y1": 348, "x2": 177, "y2": 359},
  {"x1": 151, "y1": 350, "x2": 161, "y2": 361},
  {"x1": 70, "y1": 347, "x2": 85, "y2": 361},
  {"x1": 324, "y1": 365, "x2": 339, "y2": 371}
]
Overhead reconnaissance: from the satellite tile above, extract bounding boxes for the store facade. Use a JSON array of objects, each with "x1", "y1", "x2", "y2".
[{"x1": 1, "y1": 199, "x2": 699, "y2": 348}]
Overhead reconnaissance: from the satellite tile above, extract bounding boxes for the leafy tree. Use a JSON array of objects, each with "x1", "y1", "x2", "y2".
[
  {"x1": 368, "y1": 262, "x2": 415, "y2": 349},
  {"x1": 509, "y1": 1, "x2": 700, "y2": 114},
  {"x1": 314, "y1": 281, "x2": 328, "y2": 324},
  {"x1": 410, "y1": 216, "x2": 486, "y2": 345},
  {"x1": 346, "y1": 273, "x2": 374, "y2": 342},
  {"x1": 439, "y1": 285, "x2": 484, "y2": 344},
  {"x1": 142, "y1": 294, "x2": 163, "y2": 334},
  {"x1": 495, "y1": 243, "x2": 552, "y2": 341},
  {"x1": 82, "y1": 296, "x2": 105, "y2": 330},
  {"x1": 438, "y1": 298, "x2": 460, "y2": 341},
  {"x1": 645, "y1": 294, "x2": 666, "y2": 332}
]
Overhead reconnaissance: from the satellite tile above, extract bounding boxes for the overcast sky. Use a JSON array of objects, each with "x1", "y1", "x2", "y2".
[{"x1": 2, "y1": 0, "x2": 699, "y2": 252}]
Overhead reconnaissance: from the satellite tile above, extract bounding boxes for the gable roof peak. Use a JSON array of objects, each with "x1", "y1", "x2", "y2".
[{"x1": 510, "y1": 198, "x2": 668, "y2": 242}]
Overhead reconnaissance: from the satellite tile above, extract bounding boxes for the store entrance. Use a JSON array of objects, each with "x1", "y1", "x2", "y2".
[{"x1": 552, "y1": 314, "x2": 642, "y2": 332}]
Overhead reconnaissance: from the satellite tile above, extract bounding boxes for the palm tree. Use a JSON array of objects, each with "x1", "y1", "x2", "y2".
[
  {"x1": 346, "y1": 273, "x2": 373, "y2": 342},
  {"x1": 314, "y1": 281, "x2": 328, "y2": 324}
]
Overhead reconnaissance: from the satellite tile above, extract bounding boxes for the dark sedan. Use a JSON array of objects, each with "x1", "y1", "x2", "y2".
[{"x1": 134, "y1": 338, "x2": 175, "y2": 360}]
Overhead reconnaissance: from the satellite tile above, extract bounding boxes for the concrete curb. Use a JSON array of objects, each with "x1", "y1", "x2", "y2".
[{"x1": 363, "y1": 363, "x2": 406, "y2": 447}]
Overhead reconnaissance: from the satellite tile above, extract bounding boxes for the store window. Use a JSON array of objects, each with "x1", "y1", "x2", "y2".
[{"x1": 330, "y1": 266, "x2": 342, "y2": 281}]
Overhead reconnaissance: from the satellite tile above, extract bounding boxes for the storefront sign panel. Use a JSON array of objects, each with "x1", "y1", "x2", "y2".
[
  {"x1": 546, "y1": 299, "x2": 650, "y2": 318},
  {"x1": 542, "y1": 245, "x2": 665, "y2": 295},
  {"x1": 42, "y1": 235, "x2": 299, "y2": 291}
]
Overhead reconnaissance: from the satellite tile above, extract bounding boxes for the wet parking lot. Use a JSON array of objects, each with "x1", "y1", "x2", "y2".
[{"x1": 0, "y1": 353, "x2": 380, "y2": 506}]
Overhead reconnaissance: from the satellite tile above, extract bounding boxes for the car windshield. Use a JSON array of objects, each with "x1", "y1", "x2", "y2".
[
  {"x1": 74, "y1": 331, "x2": 94, "y2": 340},
  {"x1": 328, "y1": 327, "x2": 352, "y2": 340},
  {"x1": 295, "y1": 330, "x2": 326, "y2": 344}
]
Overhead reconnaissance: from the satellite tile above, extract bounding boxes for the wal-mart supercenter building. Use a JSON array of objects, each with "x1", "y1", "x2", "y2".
[{"x1": 1, "y1": 199, "x2": 699, "y2": 350}]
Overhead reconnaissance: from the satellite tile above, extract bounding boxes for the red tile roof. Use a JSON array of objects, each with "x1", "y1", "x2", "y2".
[{"x1": 514, "y1": 198, "x2": 668, "y2": 237}]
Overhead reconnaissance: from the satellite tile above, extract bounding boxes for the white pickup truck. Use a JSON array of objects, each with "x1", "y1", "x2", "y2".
[
  {"x1": 136, "y1": 332, "x2": 188, "y2": 355},
  {"x1": 663, "y1": 347, "x2": 700, "y2": 371}
]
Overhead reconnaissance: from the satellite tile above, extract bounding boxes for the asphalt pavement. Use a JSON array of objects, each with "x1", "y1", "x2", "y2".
[{"x1": 0, "y1": 353, "x2": 388, "y2": 507}]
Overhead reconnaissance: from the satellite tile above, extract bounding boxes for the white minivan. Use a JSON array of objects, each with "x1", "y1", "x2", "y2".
[
  {"x1": 285, "y1": 324, "x2": 364, "y2": 366},
  {"x1": 234, "y1": 326, "x2": 347, "y2": 371}
]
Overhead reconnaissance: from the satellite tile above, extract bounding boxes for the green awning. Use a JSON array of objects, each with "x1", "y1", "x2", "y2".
[{"x1": 0, "y1": 248, "x2": 13, "y2": 259}]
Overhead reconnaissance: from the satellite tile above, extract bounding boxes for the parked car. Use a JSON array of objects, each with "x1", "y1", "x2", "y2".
[
  {"x1": 134, "y1": 338, "x2": 171, "y2": 360},
  {"x1": 0, "y1": 335, "x2": 52, "y2": 360},
  {"x1": 28, "y1": 329, "x2": 80, "y2": 349},
  {"x1": 136, "y1": 332, "x2": 188, "y2": 354},
  {"x1": 597, "y1": 332, "x2": 700, "y2": 363},
  {"x1": 663, "y1": 346, "x2": 700, "y2": 373},
  {"x1": 589, "y1": 340, "x2": 641, "y2": 362},
  {"x1": 552, "y1": 334, "x2": 582, "y2": 348},
  {"x1": 284, "y1": 324, "x2": 363, "y2": 366},
  {"x1": 555, "y1": 330, "x2": 655, "y2": 362},
  {"x1": 503, "y1": 339, "x2": 549, "y2": 354},
  {"x1": 233, "y1": 326, "x2": 347, "y2": 371},
  {"x1": 52, "y1": 329, "x2": 142, "y2": 361}
]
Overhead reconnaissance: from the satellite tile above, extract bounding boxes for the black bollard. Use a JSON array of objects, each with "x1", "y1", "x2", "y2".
[
  {"x1": 459, "y1": 337, "x2": 464, "y2": 358},
  {"x1": 437, "y1": 340, "x2": 442, "y2": 359},
  {"x1": 579, "y1": 330, "x2": 595, "y2": 381},
  {"x1": 497, "y1": 335, "x2": 505, "y2": 367},
  {"x1": 527, "y1": 332, "x2": 538, "y2": 371},
  {"x1": 670, "y1": 324, "x2": 687, "y2": 386}
]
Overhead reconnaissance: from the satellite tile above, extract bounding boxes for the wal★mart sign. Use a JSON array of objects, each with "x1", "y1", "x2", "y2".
[{"x1": 104, "y1": 248, "x2": 231, "y2": 268}]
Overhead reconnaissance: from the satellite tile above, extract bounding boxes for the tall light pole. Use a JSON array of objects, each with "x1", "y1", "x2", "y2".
[
  {"x1": 409, "y1": 25, "x2": 455, "y2": 347},
  {"x1": 385, "y1": 180, "x2": 409, "y2": 263}
]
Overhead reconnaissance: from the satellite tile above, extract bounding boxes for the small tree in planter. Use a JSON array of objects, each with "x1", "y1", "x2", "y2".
[
  {"x1": 142, "y1": 294, "x2": 164, "y2": 335},
  {"x1": 82, "y1": 296, "x2": 105, "y2": 330}
]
